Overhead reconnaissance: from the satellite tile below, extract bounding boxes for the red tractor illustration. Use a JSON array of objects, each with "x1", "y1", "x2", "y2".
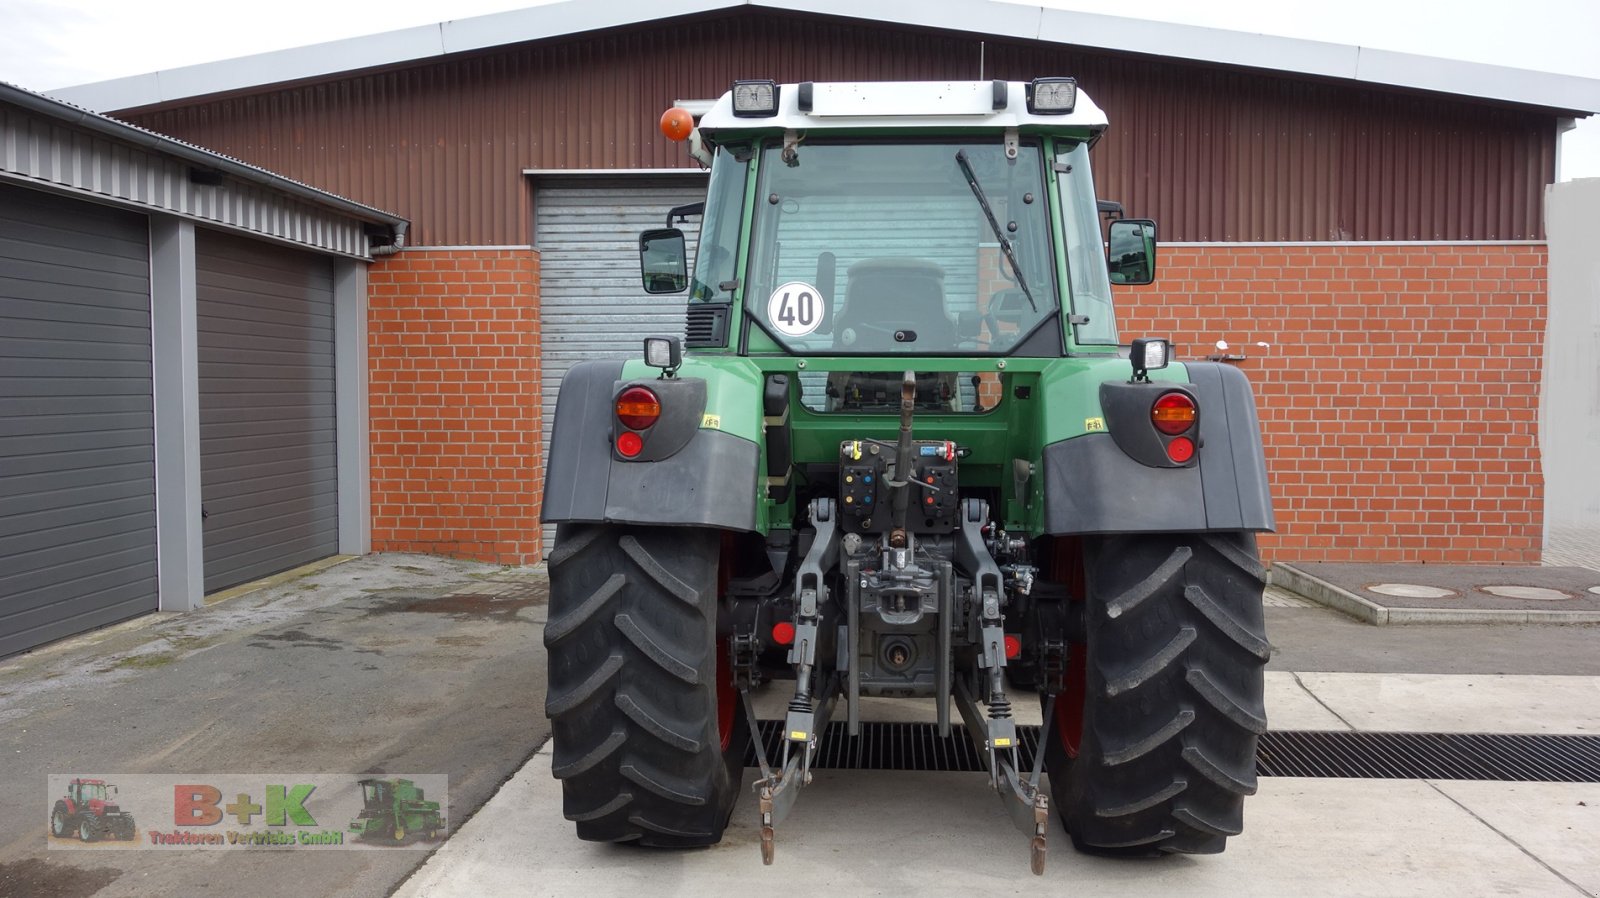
[{"x1": 51, "y1": 778, "x2": 136, "y2": 842}]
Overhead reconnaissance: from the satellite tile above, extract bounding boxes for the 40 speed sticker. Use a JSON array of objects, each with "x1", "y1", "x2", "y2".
[{"x1": 767, "y1": 281, "x2": 825, "y2": 337}]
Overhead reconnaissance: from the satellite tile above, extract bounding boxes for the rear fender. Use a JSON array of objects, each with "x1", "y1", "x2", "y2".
[
  {"x1": 541, "y1": 360, "x2": 759, "y2": 531},
  {"x1": 1042, "y1": 361, "x2": 1274, "y2": 534}
]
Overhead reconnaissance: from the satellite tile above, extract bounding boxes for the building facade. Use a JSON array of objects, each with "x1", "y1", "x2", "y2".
[
  {"x1": 0, "y1": 82, "x2": 405, "y2": 655},
  {"x1": 51, "y1": 0, "x2": 1600, "y2": 568}
]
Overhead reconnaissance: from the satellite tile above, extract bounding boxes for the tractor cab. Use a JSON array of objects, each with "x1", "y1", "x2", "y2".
[
  {"x1": 358, "y1": 778, "x2": 390, "y2": 808},
  {"x1": 69, "y1": 779, "x2": 112, "y2": 807}
]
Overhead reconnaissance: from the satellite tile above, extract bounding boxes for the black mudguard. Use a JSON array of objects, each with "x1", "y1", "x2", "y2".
[
  {"x1": 541, "y1": 360, "x2": 759, "y2": 531},
  {"x1": 1042, "y1": 361, "x2": 1275, "y2": 535}
]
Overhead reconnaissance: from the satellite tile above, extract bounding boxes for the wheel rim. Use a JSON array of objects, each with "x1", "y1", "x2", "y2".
[
  {"x1": 80, "y1": 821, "x2": 91, "y2": 840},
  {"x1": 1053, "y1": 645, "x2": 1087, "y2": 758},
  {"x1": 52, "y1": 811, "x2": 64, "y2": 835}
]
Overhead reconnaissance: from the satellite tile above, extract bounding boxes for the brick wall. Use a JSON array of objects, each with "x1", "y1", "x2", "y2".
[
  {"x1": 1118, "y1": 244, "x2": 1547, "y2": 564},
  {"x1": 361, "y1": 243, "x2": 1543, "y2": 567},
  {"x1": 367, "y1": 248, "x2": 542, "y2": 564}
]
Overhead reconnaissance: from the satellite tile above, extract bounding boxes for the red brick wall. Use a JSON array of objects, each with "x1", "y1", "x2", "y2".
[
  {"x1": 1119, "y1": 244, "x2": 1547, "y2": 564},
  {"x1": 367, "y1": 248, "x2": 542, "y2": 564}
]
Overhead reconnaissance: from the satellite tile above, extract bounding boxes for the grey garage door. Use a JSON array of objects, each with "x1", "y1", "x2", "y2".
[
  {"x1": 0, "y1": 184, "x2": 156, "y2": 657},
  {"x1": 534, "y1": 178, "x2": 704, "y2": 547},
  {"x1": 197, "y1": 231, "x2": 338, "y2": 593}
]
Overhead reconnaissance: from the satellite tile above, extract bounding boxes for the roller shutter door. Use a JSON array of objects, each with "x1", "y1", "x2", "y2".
[
  {"x1": 197, "y1": 231, "x2": 338, "y2": 593},
  {"x1": 0, "y1": 184, "x2": 156, "y2": 656},
  {"x1": 534, "y1": 179, "x2": 703, "y2": 546}
]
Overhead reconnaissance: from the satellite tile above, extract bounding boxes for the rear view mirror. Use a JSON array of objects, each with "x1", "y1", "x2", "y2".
[
  {"x1": 640, "y1": 228, "x2": 688, "y2": 294},
  {"x1": 1107, "y1": 219, "x2": 1157, "y2": 285}
]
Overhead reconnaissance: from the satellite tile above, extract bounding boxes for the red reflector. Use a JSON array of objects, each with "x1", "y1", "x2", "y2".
[
  {"x1": 616, "y1": 430, "x2": 644, "y2": 458},
  {"x1": 616, "y1": 386, "x2": 661, "y2": 430},
  {"x1": 772, "y1": 621, "x2": 796, "y2": 645},
  {"x1": 1004, "y1": 634, "x2": 1022, "y2": 659},
  {"x1": 1167, "y1": 436, "x2": 1195, "y2": 463},
  {"x1": 1151, "y1": 392, "x2": 1197, "y2": 435}
]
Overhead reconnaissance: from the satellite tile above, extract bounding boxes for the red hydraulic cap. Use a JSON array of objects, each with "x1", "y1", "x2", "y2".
[
  {"x1": 772, "y1": 621, "x2": 796, "y2": 645},
  {"x1": 1004, "y1": 634, "x2": 1022, "y2": 659}
]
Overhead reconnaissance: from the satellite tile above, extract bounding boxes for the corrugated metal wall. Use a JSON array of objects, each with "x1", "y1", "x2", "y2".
[{"x1": 123, "y1": 8, "x2": 1558, "y2": 247}]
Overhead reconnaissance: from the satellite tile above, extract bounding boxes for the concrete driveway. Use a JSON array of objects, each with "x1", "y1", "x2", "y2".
[{"x1": 0, "y1": 554, "x2": 550, "y2": 898}]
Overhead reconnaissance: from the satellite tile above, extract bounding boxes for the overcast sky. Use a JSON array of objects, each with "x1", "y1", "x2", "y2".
[{"x1": 1, "y1": 0, "x2": 1596, "y2": 179}]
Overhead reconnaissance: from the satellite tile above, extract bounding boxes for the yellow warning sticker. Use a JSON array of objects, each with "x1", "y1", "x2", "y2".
[
  {"x1": 789, "y1": 731, "x2": 809, "y2": 742},
  {"x1": 1084, "y1": 417, "x2": 1106, "y2": 433},
  {"x1": 701, "y1": 413, "x2": 722, "y2": 429},
  {"x1": 993, "y1": 737, "x2": 1013, "y2": 748}
]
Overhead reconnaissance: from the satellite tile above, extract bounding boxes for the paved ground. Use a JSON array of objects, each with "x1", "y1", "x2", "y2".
[
  {"x1": 396, "y1": 596, "x2": 1600, "y2": 898},
  {"x1": 5, "y1": 556, "x2": 1600, "y2": 898},
  {"x1": 402, "y1": 761, "x2": 1600, "y2": 898},
  {"x1": 1544, "y1": 525, "x2": 1600, "y2": 570},
  {"x1": 1263, "y1": 605, "x2": 1600, "y2": 674},
  {"x1": 0, "y1": 554, "x2": 549, "y2": 898},
  {"x1": 1290, "y1": 563, "x2": 1600, "y2": 611}
]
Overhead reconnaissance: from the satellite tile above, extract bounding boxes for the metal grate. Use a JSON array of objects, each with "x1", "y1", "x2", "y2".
[
  {"x1": 746, "y1": 721, "x2": 1600, "y2": 783},
  {"x1": 684, "y1": 304, "x2": 729, "y2": 348},
  {"x1": 1256, "y1": 731, "x2": 1600, "y2": 782}
]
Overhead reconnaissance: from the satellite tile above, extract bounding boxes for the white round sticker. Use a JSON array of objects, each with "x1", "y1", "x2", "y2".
[{"x1": 767, "y1": 281, "x2": 826, "y2": 337}]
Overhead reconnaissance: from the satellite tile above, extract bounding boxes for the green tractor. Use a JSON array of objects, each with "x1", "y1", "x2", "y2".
[
  {"x1": 349, "y1": 778, "x2": 444, "y2": 842},
  {"x1": 542, "y1": 78, "x2": 1273, "y2": 873}
]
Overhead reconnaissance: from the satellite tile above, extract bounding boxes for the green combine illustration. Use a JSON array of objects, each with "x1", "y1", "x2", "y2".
[{"x1": 349, "y1": 778, "x2": 443, "y2": 843}]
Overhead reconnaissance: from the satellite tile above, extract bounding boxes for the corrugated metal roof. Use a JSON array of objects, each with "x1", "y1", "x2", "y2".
[
  {"x1": 48, "y1": 0, "x2": 1600, "y2": 116},
  {"x1": 0, "y1": 80, "x2": 408, "y2": 236},
  {"x1": 121, "y1": 11, "x2": 1561, "y2": 246}
]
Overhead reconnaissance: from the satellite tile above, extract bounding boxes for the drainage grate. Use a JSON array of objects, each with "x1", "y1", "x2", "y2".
[
  {"x1": 1257, "y1": 731, "x2": 1600, "y2": 782},
  {"x1": 745, "y1": 721, "x2": 1600, "y2": 783}
]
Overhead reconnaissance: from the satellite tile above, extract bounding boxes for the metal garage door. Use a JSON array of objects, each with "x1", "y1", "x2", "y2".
[
  {"x1": 535, "y1": 178, "x2": 703, "y2": 546},
  {"x1": 197, "y1": 231, "x2": 338, "y2": 593},
  {"x1": 0, "y1": 184, "x2": 156, "y2": 656}
]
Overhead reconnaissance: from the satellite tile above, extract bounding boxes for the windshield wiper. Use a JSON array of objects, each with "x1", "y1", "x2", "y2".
[{"x1": 955, "y1": 149, "x2": 1037, "y2": 312}]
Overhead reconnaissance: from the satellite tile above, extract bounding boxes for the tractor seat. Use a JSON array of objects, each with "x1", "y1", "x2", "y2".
[{"x1": 833, "y1": 257, "x2": 955, "y2": 350}]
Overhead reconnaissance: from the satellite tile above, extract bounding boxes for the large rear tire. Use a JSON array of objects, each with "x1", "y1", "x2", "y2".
[
  {"x1": 545, "y1": 524, "x2": 749, "y2": 847},
  {"x1": 1043, "y1": 532, "x2": 1269, "y2": 854}
]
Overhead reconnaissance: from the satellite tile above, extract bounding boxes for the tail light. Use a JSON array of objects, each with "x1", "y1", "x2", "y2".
[
  {"x1": 1151, "y1": 392, "x2": 1196, "y2": 435},
  {"x1": 615, "y1": 386, "x2": 661, "y2": 430}
]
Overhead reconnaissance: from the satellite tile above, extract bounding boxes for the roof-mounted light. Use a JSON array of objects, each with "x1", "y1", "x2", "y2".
[
  {"x1": 731, "y1": 80, "x2": 779, "y2": 117},
  {"x1": 1027, "y1": 77, "x2": 1078, "y2": 115}
]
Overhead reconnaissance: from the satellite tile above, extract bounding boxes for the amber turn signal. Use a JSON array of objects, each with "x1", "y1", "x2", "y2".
[
  {"x1": 1151, "y1": 391, "x2": 1197, "y2": 435},
  {"x1": 615, "y1": 386, "x2": 661, "y2": 430}
]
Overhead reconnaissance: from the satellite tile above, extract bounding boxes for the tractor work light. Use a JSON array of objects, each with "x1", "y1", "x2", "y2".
[
  {"x1": 731, "y1": 80, "x2": 779, "y2": 117},
  {"x1": 643, "y1": 336, "x2": 682, "y2": 373},
  {"x1": 1026, "y1": 77, "x2": 1077, "y2": 115},
  {"x1": 1129, "y1": 337, "x2": 1170, "y2": 381}
]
